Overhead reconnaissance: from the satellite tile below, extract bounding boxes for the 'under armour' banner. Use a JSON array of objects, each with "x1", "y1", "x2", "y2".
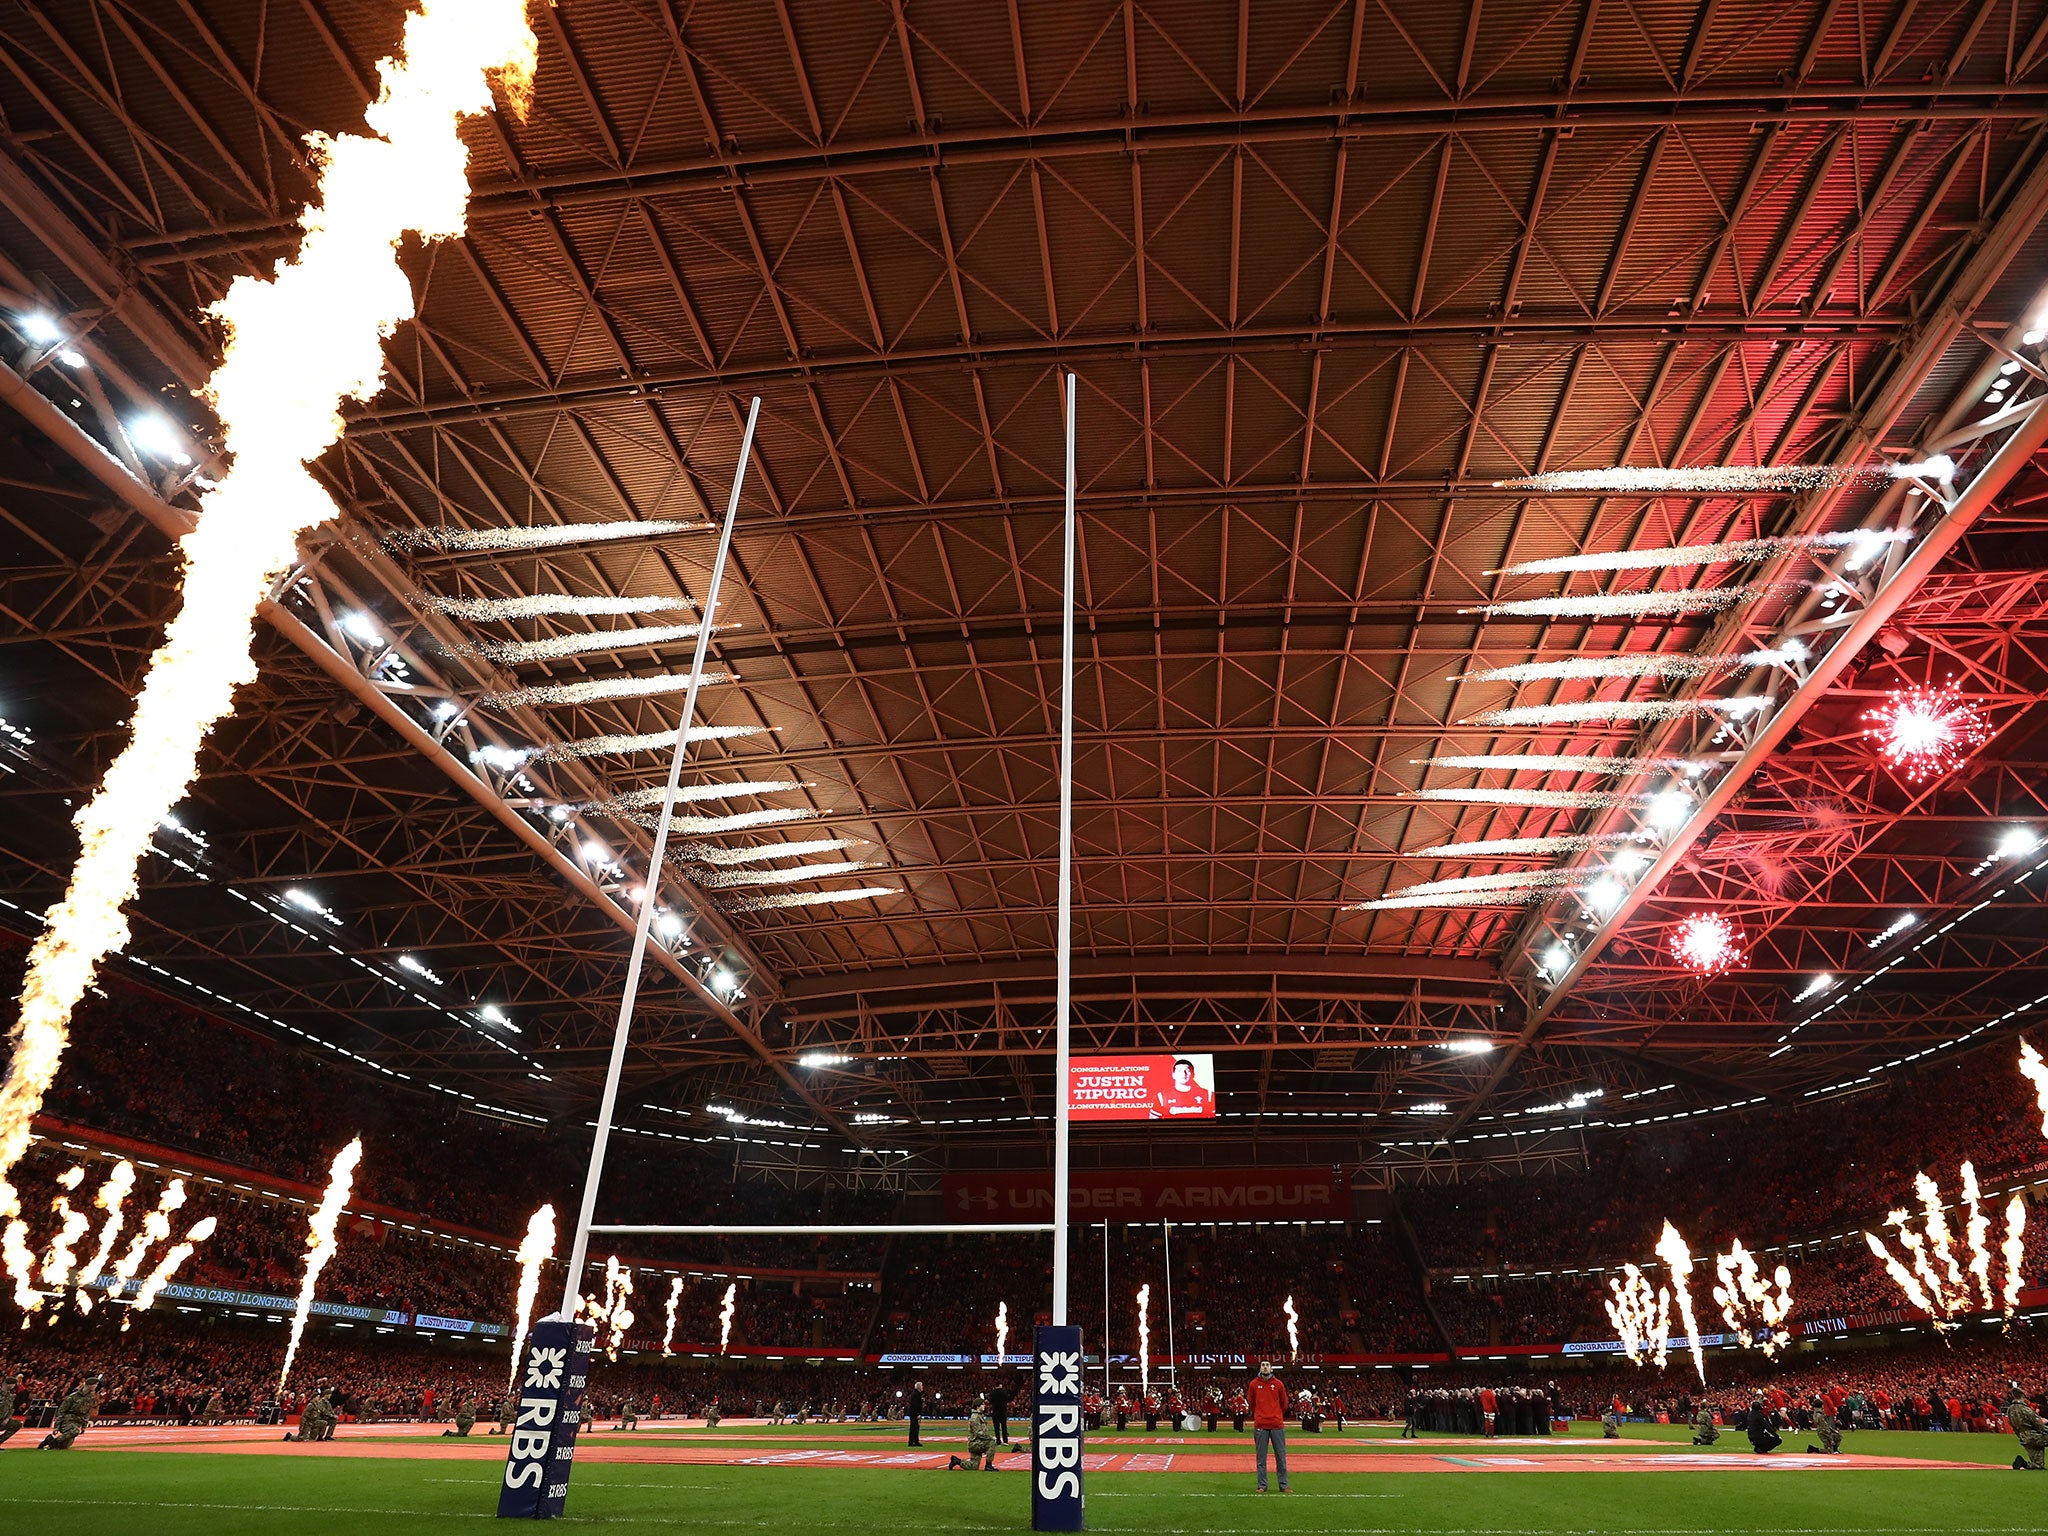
[
  {"x1": 1032, "y1": 1324, "x2": 1086, "y2": 1531},
  {"x1": 496, "y1": 1317, "x2": 595, "y2": 1518}
]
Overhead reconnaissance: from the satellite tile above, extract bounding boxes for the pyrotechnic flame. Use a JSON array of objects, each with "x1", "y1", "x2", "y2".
[
  {"x1": 1407, "y1": 833, "x2": 1654, "y2": 859},
  {"x1": 719, "y1": 1281, "x2": 737, "y2": 1354},
  {"x1": 1468, "y1": 697, "x2": 1773, "y2": 728},
  {"x1": 1488, "y1": 528, "x2": 1913, "y2": 575},
  {"x1": 656, "y1": 1272, "x2": 691, "y2": 1358},
  {"x1": 597, "y1": 780, "x2": 803, "y2": 813},
  {"x1": 2, "y1": 1192, "x2": 39, "y2": 1315},
  {"x1": 482, "y1": 671, "x2": 737, "y2": 710},
  {"x1": 425, "y1": 592, "x2": 695, "y2": 622},
  {"x1": 1963, "y1": 1164, "x2": 1996, "y2": 1313},
  {"x1": 680, "y1": 837, "x2": 862, "y2": 867},
  {"x1": 1458, "y1": 650, "x2": 1798, "y2": 683},
  {"x1": 73, "y1": 1159, "x2": 136, "y2": 1294},
  {"x1": 38, "y1": 1171, "x2": 90, "y2": 1294},
  {"x1": 465, "y1": 623, "x2": 716, "y2": 665},
  {"x1": 528, "y1": 724, "x2": 765, "y2": 762},
  {"x1": 1464, "y1": 582, "x2": 1803, "y2": 621},
  {"x1": 2003, "y1": 1196, "x2": 2027, "y2": 1321},
  {"x1": 1283, "y1": 1295, "x2": 1299, "y2": 1362},
  {"x1": 662, "y1": 1275, "x2": 685, "y2": 1356},
  {"x1": 723, "y1": 885, "x2": 901, "y2": 914},
  {"x1": 281, "y1": 1138, "x2": 362, "y2": 1390},
  {"x1": 1711, "y1": 1239, "x2": 1792, "y2": 1357},
  {"x1": 0, "y1": 0, "x2": 537, "y2": 1203},
  {"x1": 1136, "y1": 1283, "x2": 1151, "y2": 1395},
  {"x1": 1865, "y1": 1224, "x2": 1936, "y2": 1316},
  {"x1": 1414, "y1": 753, "x2": 1712, "y2": 777},
  {"x1": 1490, "y1": 462, "x2": 1946, "y2": 496},
  {"x1": 130, "y1": 1215, "x2": 216, "y2": 1319},
  {"x1": 114, "y1": 1179, "x2": 187, "y2": 1285},
  {"x1": 1654, "y1": 1224, "x2": 1707, "y2": 1384},
  {"x1": 1863, "y1": 684, "x2": 1992, "y2": 783},
  {"x1": 507, "y1": 1203, "x2": 555, "y2": 1391},
  {"x1": 695, "y1": 860, "x2": 880, "y2": 890},
  {"x1": 1406, "y1": 786, "x2": 1642, "y2": 809},
  {"x1": 1917, "y1": 1171, "x2": 1968, "y2": 1304},
  {"x1": 1603, "y1": 1263, "x2": 1670, "y2": 1368},
  {"x1": 591, "y1": 1255, "x2": 634, "y2": 1362},
  {"x1": 996, "y1": 1299, "x2": 1009, "y2": 1364},
  {"x1": 2021, "y1": 1040, "x2": 2048, "y2": 1137},
  {"x1": 394, "y1": 519, "x2": 702, "y2": 553}
]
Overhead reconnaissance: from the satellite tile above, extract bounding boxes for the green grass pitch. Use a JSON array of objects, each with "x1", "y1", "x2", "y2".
[{"x1": 2, "y1": 1424, "x2": 2041, "y2": 1535}]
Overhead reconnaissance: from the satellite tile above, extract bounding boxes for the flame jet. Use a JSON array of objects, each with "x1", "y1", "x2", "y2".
[
  {"x1": 507, "y1": 1204, "x2": 556, "y2": 1390},
  {"x1": 0, "y1": 0, "x2": 538, "y2": 1219},
  {"x1": 281, "y1": 1140, "x2": 362, "y2": 1389}
]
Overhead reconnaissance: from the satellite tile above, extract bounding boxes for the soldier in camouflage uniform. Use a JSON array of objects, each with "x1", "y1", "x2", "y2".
[
  {"x1": 1805, "y1": 1395, "x2": 1842, "y2": 1455},
  {"x1": 492, "y1": 1391, "x2": 516, "y2": 1434},
  {"x1": 285, "y1": 1382, "x2": 336, "y2": 1442},
  {"x1": 947, "y1": 1399, "x2": 1000, "y2": 1471},
  {"x1": 37, "y1": 1379, "x2": 98, "y2": 1450},
  {"x1": 616, "y1": 1395, "x2": 639, "y2": 1431},
  {"x1": 705, "y1": 1399, "x2": 722, "y2": 1428},
  {"x1": 442, "y1": 1395, "x2": 477, "y2": 1436},
  {"x1": 1691, "y1": 1405, "x2": 1719, "y2": 1445},
  {"x1": 2007, "y1": 1383, "x2": 2048, "y2": 1471},
  {"x1": 0, "y1": 1372, "x2": 25, "y2": 1445},
  {"x1": 202, "y1": 1389, "x2": 226, "y2": 1427}
]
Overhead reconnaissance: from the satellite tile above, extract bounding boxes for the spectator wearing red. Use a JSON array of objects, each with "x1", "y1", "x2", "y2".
[{"x1": 1247, "y1": 1360, "x2": 1290, "y2": 1494}]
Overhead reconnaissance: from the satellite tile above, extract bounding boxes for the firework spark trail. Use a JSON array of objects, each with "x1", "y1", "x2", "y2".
[
  {"x1": 1283, "y1": 1296, "x2": 1299, "y2": 1362},
  {"x1": 482, "y1": 671, "x2": 736, "y2": 709},
  {"x1": 1407, "y1": 787, "x2": 1643, "y2": 809},
  {"x1": 465, "y1": 623, "x2": 716, "y2": 665},
  {"x1": 71, "y1": 1159, "x2": 137, "y2": 1311},
  {"x1": 114, "y1": 1180, "x2": 187, "y2": 1283},
  {"x1": 594, "y1": 780, "x2": 803, "y2": 814},
  {"x1": 1603, "y1": 1265, "x2": 1670, "y2": 1368},
  {"x1": 1458, "y1": 650, "x2": 1799, "y2": 683},
  {"x1": 2022, "y1": 1041, "x2": 2048, "y2": 1136},
  {"x1": 425, "y1": 592, "x2": 695, "y2": 621},
  {"x1": 1406, "y1": 833, "x2": 1652, "y2": 859},
  {"x1": 1488, "y1": 529, "x2": 1913, "y2": 575},
  {"x1": 130, "y1": 1215, "x2": 216, "y2": 1318},
  {"x1": 1349, "y1": 870, "x2": 1585, "y2": 908},
  {"x1": 1415, "y1": 753, "x2": 1712, "y2": 776},
  {"x1": 1349, "y1": 888, "x2": 1556, "y2": 912},
  {"x1": 680, "y1": 837, "x2": 861, "y2": 867},
  {"x1": 1468, "y1": 697, "x2": 1773, "y2": 728},
  {"x1": 506, "y1": 1203, "x2": 555, "y2": 1391},
  {"x1": 650, "y1": 808, "x2": 821, "y2": 837},
  {"x1": 996, "y1": 1300, "x2": 1008, "y2": 1364},
  {"x1": 719, "y1": 1282, "x2": 736, "y2": 1354},
  {"x1": 694, "y1": 860, "x2": 880, "y2": 890},
  {"x1": 663, "y1": 1275, "x2": 684, "y2": 1356},
  {"x1": 1136, "y1": 1284, "x2": 1151, "y2": 1395},
  {"x1": 1963, "y1": 1164, "x2": 1995, "y2": 1312},
  {"x1": 281, "y1": 1138, "x2": 362, "y2": 1390},
  {"x1": 2003, "y1": 1197, "x2": 2027, "y2": 1319},
  {"x1": 0, "y1": 0, "x2": 537, "y2": 1202},
  {"x1": 1464, "y1": 581, "x2": 1805, "y2": 621},
  {"x1": 39, "y1": 1167, "x2": 89, "y2": 1293},
  {"x1": 394, "y1": 519, "x2": 701, "y2": 552},
  {"x1": 1656, "y1": 1222, "x2": 1707, "y2": 1385},
  {"x1": 529, "y1": 723, "x2": 765, "y2": 762},
  {"x1": 723, "y1": 886, "x2": 902, "y2": 914},
  {"x1": 1490, "y1": 459, "x2": 1950, "y2": 495}
]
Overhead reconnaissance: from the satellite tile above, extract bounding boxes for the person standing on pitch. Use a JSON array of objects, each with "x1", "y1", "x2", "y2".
[
  {"x1": 988, "y1": 1379, "x2": 1011, "y2": 1444},
  {"x1": 907, "y1": 1382, "x2": 924, "y2": 1446},
  {"x1": 1247, "y1": 1360, "x2": 1290, "y2": 1494}
]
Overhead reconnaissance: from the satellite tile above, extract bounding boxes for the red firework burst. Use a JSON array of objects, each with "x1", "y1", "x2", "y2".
[
  {"x1": 1668, "y1": 912, "x2": 1746, "y2": 977},
  {"x1": 1862, "y1": 684, "x2": 1991, "y2": 783}
]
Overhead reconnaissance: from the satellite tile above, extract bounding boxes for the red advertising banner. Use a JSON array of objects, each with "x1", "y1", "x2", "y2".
[
  {"x1": 1066, "y1": 1053, "x2": 1216, "y2": 1121},
  {"x1": 942, "y1": 1167, "x2": 1343, "y2": 1223}
]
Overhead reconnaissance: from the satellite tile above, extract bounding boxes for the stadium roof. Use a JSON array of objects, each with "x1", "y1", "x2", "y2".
[{"x1": 2, "y1": 0, "x2": 2047, "y2": 1180}]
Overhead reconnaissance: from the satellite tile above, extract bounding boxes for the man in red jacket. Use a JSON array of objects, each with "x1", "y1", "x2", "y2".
[
  {"x1": 1480, "y1": 1386, "x2": 1497, "y2": 1437},
  {"x1": 1247, "y1": 1361, "x2": 1290, "y2": 1493}
]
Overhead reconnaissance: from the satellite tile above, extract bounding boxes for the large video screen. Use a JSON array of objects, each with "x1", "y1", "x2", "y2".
[{"x1": 1066, "y1": 1053, "x2": 1216, "y2": 1121}]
